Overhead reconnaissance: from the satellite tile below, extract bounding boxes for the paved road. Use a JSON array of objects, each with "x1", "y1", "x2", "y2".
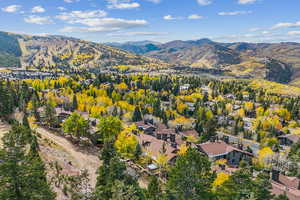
[{"x1": 217, "y1": 131, "x2": 261, "y2": 155}]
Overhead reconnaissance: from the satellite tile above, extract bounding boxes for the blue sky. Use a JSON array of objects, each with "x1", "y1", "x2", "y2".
[{"x1": 0, "y1": 0, "x2": 300, "y2": 43}]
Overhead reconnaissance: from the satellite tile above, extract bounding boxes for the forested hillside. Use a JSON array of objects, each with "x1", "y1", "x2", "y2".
[{"x1": 0, "y1": 32, "x2": 21, "y2": 68}]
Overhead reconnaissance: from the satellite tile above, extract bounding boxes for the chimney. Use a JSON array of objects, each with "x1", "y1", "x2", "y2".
[
  {"x1": 171, "y1": 143, "x2": 177, "y2": 149},
  {"x1": 220, "y1": 164, "x2": 226, "y2": 170},
  {"x1": 162, "y1": 134, "x2": 168, "y2": 141},
  {"x1": 272, "y1": 169, "x2": 280, "y2": 182},
  {"x1": 223, "y1": 136, "x2": 229, "y2": 144},
  {"x1": 238, "y1": 144, "x2": 243, "y2": 150},
  {"x1": 149, "y1": 119, "x2": 154, "y2": 125},
  {"x1": 156, "y1": 133, "x2": 162, "y2": 140},
  {"x1": 170, "y1": 134, "x2": 176, "y2": 143}
]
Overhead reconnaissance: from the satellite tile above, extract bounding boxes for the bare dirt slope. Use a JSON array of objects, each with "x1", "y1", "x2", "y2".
[
  {"x1": 36, "y1": 127, "x2": 100, "y2": 187},
  {"x1": 0, "y1": 120, "x2": 10, "y2": 147}
]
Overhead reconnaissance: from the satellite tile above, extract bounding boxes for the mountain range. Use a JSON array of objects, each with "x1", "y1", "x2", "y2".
[
  {"x1": 109, "y1": 39, "x2": 300, "y2": 84},
  {"x1": 1, "y1": 30, "x2": 300, "y2": 85},
  {"x1": 0, "y1": 31, "x2": 167, "y2": 72}
]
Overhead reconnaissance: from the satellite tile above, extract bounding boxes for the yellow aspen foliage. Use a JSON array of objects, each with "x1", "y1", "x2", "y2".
[
  {"x1": 77, "y1": 103, "x2": 86, "y2": 112},
  {"x1": 244, "y1": 102, "x2": 254, "y2": 111},
  {"x1": 156, "y1": 153, "x2": 168, "y2": 168},
  {"x1": 178, "y1": 144, "x2": 188, "y2": 155},
  {"x1": 115, "y1": 125, "x2": 139, "y2": 159},
  {"x1": 276, "y1": 108, "x2": 291, "y2": 121},
  {"x1": 96, "y1": 96, "x2": 112, "y2": 107},
  {"x1": 258, "y1": 147, "x2": 274, "y2": 167},
  {"x1": 147, "y1": 106, "x2": 153, "y2": 114},
  {"x1": 28, "y1": 116, "x2": 37, "y2": 130},
  {"x1": 27, "y1": 101, "x2": 33, "y2": 111},
  {"x1": 236, "y1": 108, "x2": 245, "y2": 118},
  {"x1": 213, "y1": 172, "x2": 230, "y2": 188},
  {"x1": 117, "y1": 101, "x2": 135, "y2": 111},
  {"x1": 186, "y1": 135, "x2": 198, "y2": 143},
  {"x1": 89, "y1": 105, "x2": 106, "y2": 118},
  {"x1": 177, "y1": 102, "x2": 188, "y2": 114},
  {"x1": 116, "y1": 82, "x2": 128, "y2": 90},
  {"x1": 215, "y1": 95, "x2": 224, "y2": 102},
  {"x1": 225, "y1": 103, "x2": 233, "y2": 113},
  {"x1": 215, "y1": 159, "x2": 227, "y2": 166},
  {"x1": 256, "y1": 107, "x2": 265, "y2": 117},
  {"x1": 288, "y1": 121, "x2": 298, "y2": 128},
  {"x1": 205, "y1": 110, "x2": 214, "y2": 120}
]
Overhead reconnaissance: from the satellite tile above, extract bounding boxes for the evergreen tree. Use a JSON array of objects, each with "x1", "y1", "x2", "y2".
[
  {"x1": 166, "y1": 148, "x2": 215, "y2": 200},
  {"x1": 72, "y1": 95, "x2": 78, "y2": 111},
  {"x1": 132, "y1": 106, "x2": 142, "y2": 122},
  {"x1": 0, "y1": 124, "x2": 55, "y2": 200},
  {"x1": 146, "y1": 176, "x2": 163, "y2": 200}
]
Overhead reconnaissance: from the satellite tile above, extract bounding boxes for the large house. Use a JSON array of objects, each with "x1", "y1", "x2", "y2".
[
  {"x1": 278, "y1": 134, "x2": 300, "y2": 146},
  {"x1": 198, "y1": 141, "x2": 253, "y2": 166},
  {"x1": 271, "y1": 170, "x2": 300, "y2": 200}
]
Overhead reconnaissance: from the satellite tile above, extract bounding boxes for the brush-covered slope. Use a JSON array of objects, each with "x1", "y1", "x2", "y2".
[
  {"x1": 110, "y1": 39, "x2": 299, "y2": 83},
  {"x1": 0, "y1": 31, "x2": 167, "y2": 71}
]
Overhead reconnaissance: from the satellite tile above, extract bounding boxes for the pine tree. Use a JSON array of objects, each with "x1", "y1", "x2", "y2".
[
  {"x1": 0, "y1": 124, "x2": 55, "y2": 200},
  {"x1": 72, "y1": 94, "x2": 78, "y2": 111},
  {"x1": 132, "y1": 106, "x2": 142, "y2": 122}
]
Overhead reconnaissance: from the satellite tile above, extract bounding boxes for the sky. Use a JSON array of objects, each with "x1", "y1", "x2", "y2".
[{"x1": 0, "y1": 0, "x2": 300, "y2": 43}]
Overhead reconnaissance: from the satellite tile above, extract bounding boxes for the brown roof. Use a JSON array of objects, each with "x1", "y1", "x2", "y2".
[
  {"x1": 182, "y1": 129, "x2": 199, "y2": 139},
  {"x1": 135, "y1": 121, "x2": 155, "y2": 129},
  {"x1": 137, "y1": 133, "x2": 177, "y2": 162},
  {"x1": 279, "y1": 134, "x2": 300, "y2": 143},
  {"x1": 271, "y1": 181, "x2": 300, "y2": 200},
  {"x1": 198, "y1": 141, "x2": 252, "y2": 157},
  {"x1": 279, "y1": 174, "x2": 300, "y2": 190},
  {"x1": 157, "y1": 129, "x2": 176, "y2": 135}
]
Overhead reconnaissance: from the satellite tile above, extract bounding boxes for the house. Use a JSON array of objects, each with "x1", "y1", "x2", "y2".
[
  {"x1": 198, "y1": 141, "x2": 253, "y2": 166},
  {"x1": 182, "y1": 129, "x2": 199, "y2": 141},
  {"x1": 225, "y1": 94, "x2": 236, "y2": 100},
  {"x1": 136, "y1": 121, "x2": 156, "y2": 135},
  {"x1": 243, "y1": 117, "x2": 253, "y2": 131},
  {"x1": 201, "y1": 86, "x2": 210, "y2": 93},
  {"x1": 180, "y1": 84, "x2": 190, "y2": 91},
  {"x1": 271, "y1": 170, "x2": 300, "y2": 200},
  {"x1": 278, "y1": 134, "x2": 300, "y2": 146},
  {"x1": 185, "y1": 102, "x2": 196, "y2": 111},
  {"x1": 137, "y1": 133, "x2": 177, "y2": 164}
]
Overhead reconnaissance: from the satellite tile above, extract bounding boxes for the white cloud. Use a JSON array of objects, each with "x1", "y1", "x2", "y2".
[
  {"x1": 64, "y1": 0, "x2": 80, "y2": 3},
  {"x1": 238, "y1": 0, "x2": 257, "y2": 4},
  {"x1": 56, "y1": 10, "x2": 107, "y2": 21},
  {"x1": 188, "y1": 14, "x2": 203, "y2": 20},
  {"x1": 60, "y1": 20, "x2": 147, "y2": 33},
  {"x1": 32, "y1": 6, "x2": 45, "y2": 13},
  {"x1": 67, "y1": 18, "x2": 147, "y2": 27},
  {"x1": 163, "y1": 15, "x2": 177, "y2": 20},
  {"x1": 57, "y1": 8, "x2": 147, "y2": 33},
  {"x1": 58, "y1": 7, "x2": 66, "y2": 11},
  {"x1": 2, "y1": 5, "x2": 21, "y2": 13},
  {"x1": 145, "y1": 0, "x2": 161, "y2": 3},
  {"x1": 218, "y1": 11, "x2": 252, "y2": 16},
  {"x1": 24, "y1": 15, "x2": 54, "y2": 25},
  {"x1": 288, "y1": 31, "x2": 300, "y2": 36},
  {"x1": 59, "y1": 17, "x2": 147, "y2": 33},
  {"x1": 197, "y1": 0, "x2": 212, "y2": 6},
  {"x1": 272, "y1": 21, "x2": 300, "y2": 29},
  {"x1": 107, "y1": 0, "x2": 140, "y2": 9}
]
